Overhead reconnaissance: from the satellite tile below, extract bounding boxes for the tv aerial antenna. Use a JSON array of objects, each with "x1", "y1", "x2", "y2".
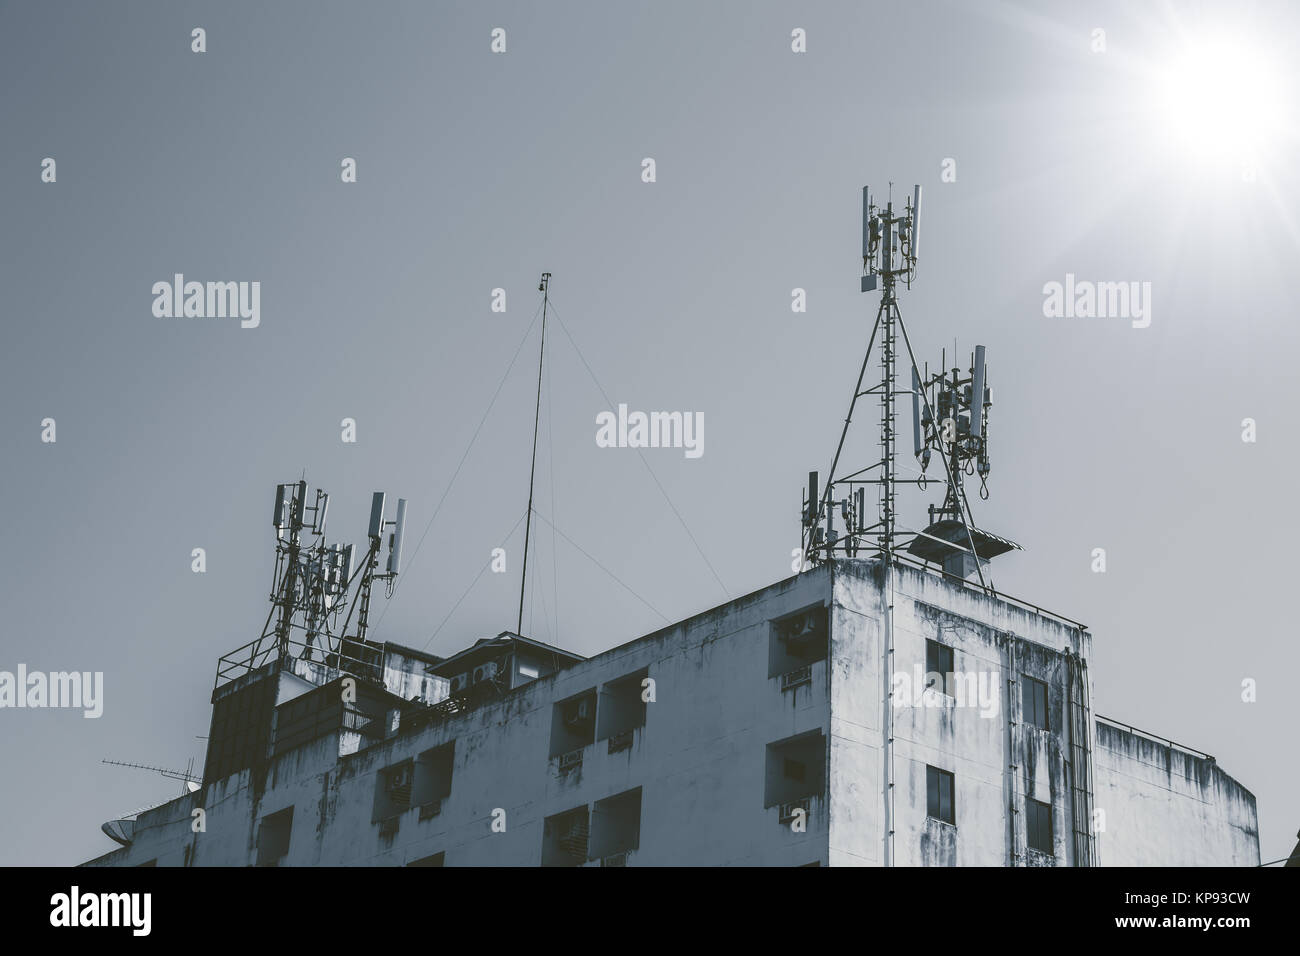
[{"x1": 102, "y1": 758, "x2": 202, "y2": 797}]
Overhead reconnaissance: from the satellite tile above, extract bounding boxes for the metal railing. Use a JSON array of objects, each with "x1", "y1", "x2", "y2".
[
  {"x1": 889, "y1": 552, "x2": 1089, "y2": 631},
  {"x1": 1094, "y1": 714, "x2": 1214, "y2": 761},
  {"x1": 214, "y1": 633, "x2": 382, "y2": 691}
]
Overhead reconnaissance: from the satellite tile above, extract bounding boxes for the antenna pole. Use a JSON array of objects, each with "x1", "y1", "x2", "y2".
[
  {"x1": 880, "y1": 201, "x2": 898, "y2": 869},
  {"x1": 518, "y1": 273, "x2": 550, "y2": 636}
]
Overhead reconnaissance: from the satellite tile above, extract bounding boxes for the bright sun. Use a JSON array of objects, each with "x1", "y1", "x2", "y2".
[{"x1": 1154, "y1": 36, "x2": 1287, "y2": 166}]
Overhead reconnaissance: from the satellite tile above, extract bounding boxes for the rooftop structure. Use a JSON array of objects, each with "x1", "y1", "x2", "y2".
[{"x1": 83, "y1": 558, "x2": 1257, "y2": 867}]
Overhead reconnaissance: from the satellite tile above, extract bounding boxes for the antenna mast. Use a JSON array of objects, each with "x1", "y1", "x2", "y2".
[
  {"x1": 220, "y1": 479, "x2": 407, "y2": 690},
  {"x1": 102, "y1": 759, "x2": 201, "y2": 796},
  {"x1": 518, "y1": 272, "x2": 550, "y2": 636},
  {"x1": 799, "y1": 184, "x2": 1004, "y2": 581},
  {"x1": 798, "y1": 183, "x2": 1021, "y2": 867}
]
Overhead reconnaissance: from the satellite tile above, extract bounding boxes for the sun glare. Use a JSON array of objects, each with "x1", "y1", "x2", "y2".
[{"x1": 1154, "y1": 36, "x2": 1287, "y2": 166}]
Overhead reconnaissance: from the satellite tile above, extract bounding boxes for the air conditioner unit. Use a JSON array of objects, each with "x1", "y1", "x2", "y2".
[
  {"x1": 558, "y1": 817, "x2": 589, "y2": 857},
  {"x1": 784, "y1": 610, "x2": 822, "y2": 644},
  {"x1": 781, "y1": 665, "x2": 812, "y2": 691},
  {"x1": 559, "y1": 749, "x2": 583, "y2": 773},
  {"x1": 472, "y1": 661, "x2": 498, "y2": 685},
  {"x1": 778, "y1": 802, "x2": 806, "y2": 824},
  {"x1": 450, "y1": 673, "x2": 469, "y2": 693},
  {"x1": 564, "y1": 698, "x2": 592, "y2": 727},
  {"x1": 387, "y1": 765, "x2": 413, "y2": 791}
]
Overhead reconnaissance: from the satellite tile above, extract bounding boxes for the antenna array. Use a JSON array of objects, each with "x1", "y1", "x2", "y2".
[
  {"x1": 796, "y1": 182, "x2": 1022, "y2": 871},
  {"x1": 799, "y1": 184, "x2": 1016, "y2": 583},
  {"x1": 240, "y1": 480, "x2": 407, "y2": 682}
]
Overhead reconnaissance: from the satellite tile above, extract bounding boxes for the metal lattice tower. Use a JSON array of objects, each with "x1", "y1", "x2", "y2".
[{"x1": 797, "y1": 183, "x2": 1024, "y2": 867}]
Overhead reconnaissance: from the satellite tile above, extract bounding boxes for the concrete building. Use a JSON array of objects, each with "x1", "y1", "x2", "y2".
[{"x1": 83, "y1": 558, "x2": 1259, "y2": 867}]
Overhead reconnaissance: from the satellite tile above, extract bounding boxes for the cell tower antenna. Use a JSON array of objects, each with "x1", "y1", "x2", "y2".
[
  {"x1": 219, "y1": 478, "x2": 408, "y2": 691},
  {"x1": 798, "y1": 183, "x2": 1021, "y2": 867},
  {"x1": 800, "y1": 184, "x2": 1012, "y2": 579},
  {"x1": 518, "y1": 272, "x2": 550, "y2": 637}
]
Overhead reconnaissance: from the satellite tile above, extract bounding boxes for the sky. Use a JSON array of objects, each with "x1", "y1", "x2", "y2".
[{"x1": 1, "y1": 0, "x2": 1296, "y2": 866}]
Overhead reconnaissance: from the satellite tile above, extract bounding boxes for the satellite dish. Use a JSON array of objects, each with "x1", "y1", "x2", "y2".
[{"x1": 101, "y1": 818, "x2": 136, "y2": 847}]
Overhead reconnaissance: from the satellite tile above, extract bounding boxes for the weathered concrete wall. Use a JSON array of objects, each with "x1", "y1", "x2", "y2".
[
  {"x1": 830, "y1": 560, "x2": 1094, "y2": 867},
  {"x1": 1093, "y1": 720, "x2": 1259, "y2": 866},
  {"x1": 826, "y1": 560, "x2": 883, "y2": 866},
  {"x1": 84, "y1": 561, "x2": 1257, "y2": 867},
  {"x1": 87, "y1": 568, "x2": 832, "y2": 867}
]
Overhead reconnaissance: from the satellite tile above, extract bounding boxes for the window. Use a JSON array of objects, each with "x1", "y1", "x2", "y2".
[
  {"x1": 591, "y1": 788, "x2": 642, "y2": 862},
  {"x1": 926, "y1": 640, "x2": 954, "y2": 696},
  {"x1": 549, "y1": 689, "x2": 597, "y2": 759},
  {"x1": 764, "y1": 731, "x2": 826, "y2": 808},
  {"x1": 926, "y1": 766, "x2": 955, "y2": 824},
  {"x1": 768, "y1": 605, "x2": 829, "y2": 678},
  {"x1": 373, "y1": 759, "x2": 414, "y2": 822},
  {"x1": 413, "y1": 742, "x2": 454, "y2": 817},
  {"x1": 256, "y1": 807, "x2": 293, "y2": 866},
  {"x1": 1026, "y1": 797, "x2": 1053, "y2": 854},
  {"x1": 597, "y1": 669, "x2": 648, "y2": 752},
  {"x1": 1022, "y1": 676, "x2": 1049, "y2": 730},
  {"x1": 542, "y1": 806, "x2": 590, "y2": 867}
]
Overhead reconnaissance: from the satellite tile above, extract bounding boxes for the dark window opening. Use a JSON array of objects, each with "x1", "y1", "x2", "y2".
[
  {"x1": 256, "y1": 806, "x2": 293, "y2": 866},
  {"x1": 413, "y1": 742, "x2": 454, "y2": 817},
  {"x1": 926, "y1": 766, "x2": 955, "y2": 825},
  {"x1": 769, "y1": 605, "x2": 829, "y2": 678},
  {"x1": 542, "y1": 806, "x2": 590, "y2": 867},
  {"x1": 597, "y1": 670, "x2": 648, "y2": 750},
  {"x1": 925, "y1": 640, "x2": 954, "y2": 697},
  {"x1": 1022, "y1": 676, "x2": 1049, "y2": 730},
  {"x1": 591, "y1": 787, "x2": 641, "y2": 862},
  {"x1": 407, "y1": 851, "x2": 445, "y2": 867},
  {"x1": 373, "y1": 759, "x2": 414, "y2": 822},
  {"x1": 764, "y1": 731, "x2": 826, "y2": 808},
  {"x1": 549, "y1": 689, "x2": 597, "y2": 759},
  {"x1": 1026, "y1": 797, "x2": 1053, "y2": 854}
]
